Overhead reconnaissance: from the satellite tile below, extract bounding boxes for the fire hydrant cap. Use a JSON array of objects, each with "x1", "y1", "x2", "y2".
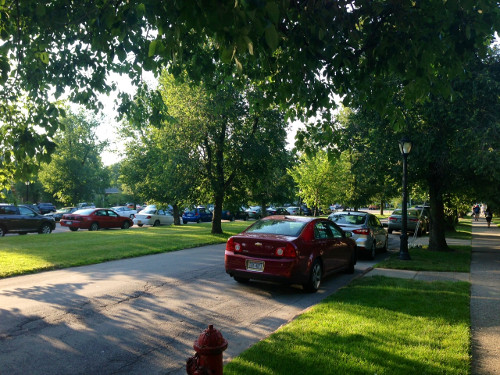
[{"x1": 193, "y1": 325, "x2": 228, "y2": 354}]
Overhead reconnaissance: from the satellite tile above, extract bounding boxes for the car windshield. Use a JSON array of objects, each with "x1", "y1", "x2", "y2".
[
  {"x1": 330, "y1": 214, "x2": 366, "y2": 225},
  {"x1": 245, "y1": 219, "x2": 306, "y2": 237},
  {"x1": 74, "y1": 209, "x2": 94, "y2": 215}
]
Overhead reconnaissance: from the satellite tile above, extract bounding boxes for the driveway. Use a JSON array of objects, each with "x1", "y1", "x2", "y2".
[{"x1": 0, "y1": 244, "x2": 382, "y2": 374}]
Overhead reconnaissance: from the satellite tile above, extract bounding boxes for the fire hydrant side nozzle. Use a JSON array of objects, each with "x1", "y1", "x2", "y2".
[{"x1": 186, "y1": 325, "x2": 228, "y2": 375}]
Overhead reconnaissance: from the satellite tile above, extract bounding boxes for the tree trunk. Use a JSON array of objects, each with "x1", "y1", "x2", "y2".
[
  {"x1": 211, "y1": 193, "x2": 223, "y2": 234},
  {"x1": 428, "y1": 167, "x2": 450, "y2": 251},
  {"x1": 260, "y1": 200, "x2": 267, "y2": 219},
  {"x1": 172, "y1": 203, "x2": 181, "y2": 225},
  {"x1": 379, "y1": 200, "x2": 384, "y2": 216}
]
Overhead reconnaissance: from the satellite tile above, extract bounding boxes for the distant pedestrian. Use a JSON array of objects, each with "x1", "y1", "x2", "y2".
[
  {"x1": 473, "y1": 204, "x2": 480, "y2": 221},
  {"x1": 485, "y1": 207, "x2": 493, "y2": 228}
]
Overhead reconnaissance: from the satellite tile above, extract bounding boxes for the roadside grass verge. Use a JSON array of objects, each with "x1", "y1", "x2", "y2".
[
  {"x1": 446, "y1": 217, "x2": 472, "y2": 240},
  {"x1": 224, "y1": 276, "x2": 470, "y2": 375},
  {"x1": 374, "y1": 246, "x2": 471, "y2": 272},
  {"x1": 0, "y1": 221, "x2": 251, "y2": 278}
]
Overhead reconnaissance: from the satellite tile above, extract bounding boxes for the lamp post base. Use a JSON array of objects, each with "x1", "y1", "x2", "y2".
[{"x1": 399, "y1": 233, "x2": 411, "y2": 260}]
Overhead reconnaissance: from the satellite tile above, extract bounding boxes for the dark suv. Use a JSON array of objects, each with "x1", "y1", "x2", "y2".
[
  {"x1": 37, "y1": 202, "x2": 56, "y2": 214},
  {"x1": 0, "y1": 204, "x2": 56, "y2": 236}
]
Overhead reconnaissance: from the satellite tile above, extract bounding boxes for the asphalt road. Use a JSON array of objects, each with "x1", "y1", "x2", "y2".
[{"x1": 0, "y1": 239, "x2": 397, "y2": 375}]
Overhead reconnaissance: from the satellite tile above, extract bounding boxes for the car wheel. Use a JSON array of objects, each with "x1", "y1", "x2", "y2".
[
  {"x1": 369, "y1": 242, "x2": 376, "y2": 260},
  {"x1": 89, "y1": 222, "x2": 99, "y2": 231},
  {"x1": 69, "y1": 227, "x2": 78, "y2": 232},
  {"x1": 196, "y1": 219, "x2": 200, "y2": 223},
  {"x1": 182, "y1": 221, "x2": 187, "y2": 225},
  {"x1": 38, "y1": 223, "x2": 52, "y2": 234},
  {"x1": 129, "y1": 214, "x2": 134, "y2": 219},
  {"x1": 138, "y1": 224, "x2": 144, "y2": 227},
  {"x1": 122, "y1": 221, "x2": 130, "y2": 229},
  {"x1": 153, "y1": 220, "x2": 160, "y2": 227},
  {"x1": 0, "y1": 226, "x2": 5, "y2": 237},
  {"x1": 303, "y1": 259, "x2": 322, "y2": 293},
  {"x1": 234, "y1": 276, "x2": 250, "y2": 283},
  {"x1": 244, "y1": 215, "x2": 248, "y2": 221},
  {"x1": 19, "y1": 232, "x2": 28, "y2": 235},
  {"x1": 346, "y1": 251, "x2": 356, "y2": 274}
]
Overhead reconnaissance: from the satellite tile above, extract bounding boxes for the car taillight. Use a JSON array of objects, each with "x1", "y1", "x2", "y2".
[
  {"x1": 275, "y1": 243, "x2": 297, "y2": 258},
  {"x1": 389, "y1": 217, "x2": 396, "y2": 222},
  {"x1": 146, "y1": 215, "x2": 152, "y2": 219},
  {"x1": 353, "y1": 228, "x2": 370, "y2": 235},
  {"x1": 226, "y1": 237, "x2": 242, "y2": 253},
  {"x1": 409, "y1": 218, "x2": 419, "y2": 222}
]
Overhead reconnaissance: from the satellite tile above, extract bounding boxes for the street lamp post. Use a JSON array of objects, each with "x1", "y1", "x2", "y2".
[
  {"x1": 25, "y1": 181, "x2": 30, "y2": 203},
  {"x1": 399, "y1": 137, "x2": 412, "y2": 260}
]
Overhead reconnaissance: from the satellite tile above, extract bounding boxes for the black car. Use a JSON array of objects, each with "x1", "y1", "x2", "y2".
[
  {"x1": 37, "y1": 202, "x2": 56, "y2": 214},
  {"x1": 45, "y1": 207, "x2": 78, "y2": 222},
  {"x1": 0, "y1": 204, "x2": 56, "y2": 236}
]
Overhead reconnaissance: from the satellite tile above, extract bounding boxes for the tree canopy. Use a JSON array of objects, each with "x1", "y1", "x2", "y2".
[{"x1": 1, "y1": 1, "x2": 499, "y2": 188}]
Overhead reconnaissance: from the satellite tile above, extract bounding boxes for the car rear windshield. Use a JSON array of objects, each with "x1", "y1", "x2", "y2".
[
  {"x1": 245, "y1": 219, "x2": 306, "y2": 237},
  {"x1": 392, "y1": 209, "x2": 420, "y2": 217},
  {"x1": 74, "y1": 209, "x2": 94, "y2": 215},
  {"x1": 330, "y1": 214, "x2": 366, "y2": 225}
]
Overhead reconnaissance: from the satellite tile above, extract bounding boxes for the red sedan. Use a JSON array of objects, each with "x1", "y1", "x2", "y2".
[
  {"x1": 60, "y1": 208, "x2": 133, "y2": 231},
  {"x1": 225, "y1": 216, "x2": 357, "y2": 292}
]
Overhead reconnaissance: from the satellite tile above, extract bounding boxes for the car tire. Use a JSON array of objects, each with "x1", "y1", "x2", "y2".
[
  {"x1": 69, "y1": 227, "x2": 78, "y2": 232},
  {"x1": 38, "y1": 223, "x2": 52, "y2": 234},
  {"x1": 153, "y1": 220, "x2": 160, "y2": 227},
  {"x1": 303, "y1": 259, "x2": 322, "y2": 293},
  {"x1": 122, "y1": 221, "x2": 130, "y2": 229},
  {"x1": 138, "y1": 224, "x2": 144, "y2": 227},
  {"x1": 346, "y1": 251, "x2": 356, "y2": 274},
  {"x1": 89, "y1": 222, "x2": 99, "y2": 231},
  {"x1": 182, "y1": 221, "x2": 187, "y2": 225},
  {"x1": 369, "y1": 242, "x2": 376, "y2": 260},
  {"x1": 234, "y1": 276, "x2": 250, "y2": 284},
  {"x1": 0, "y1": 226, "x2": 5, "y2": 237},
  {"x1": 196, "y1": 219, "x2": 200, "y2": 223},
  {"x1": 129, "y1": 214, "x2": 134, "y2": 219}
]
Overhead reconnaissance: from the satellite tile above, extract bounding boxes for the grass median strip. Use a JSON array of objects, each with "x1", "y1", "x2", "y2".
[
  {"x1": 224, "y1": 276, "x2": 470, "y2": 375},
  {"x1": 0, "y1": 222, "x2": 251, "y2": 278}
]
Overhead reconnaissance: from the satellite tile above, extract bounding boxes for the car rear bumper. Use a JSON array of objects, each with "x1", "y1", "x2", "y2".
[{"x1": 225, "y1": 251, "x2": 307, "y2": 284}]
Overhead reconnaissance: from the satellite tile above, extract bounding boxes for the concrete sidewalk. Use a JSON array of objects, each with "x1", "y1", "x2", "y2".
[{"x1": 367, "y1": 218, "x2": 500, "y2": 375}]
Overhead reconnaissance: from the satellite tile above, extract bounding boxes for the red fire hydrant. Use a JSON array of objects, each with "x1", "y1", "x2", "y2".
[{"x1": 186, "y1": 325, "x2": 228, "y2": 375}]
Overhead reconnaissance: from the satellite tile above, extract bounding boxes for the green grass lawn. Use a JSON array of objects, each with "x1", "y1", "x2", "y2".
[
  {"x1": 224, "y1": 276, "x2": 470, "y2": 375},
  {"x1": 0, "y1": 221, "x2": 251, "y2": 278}
]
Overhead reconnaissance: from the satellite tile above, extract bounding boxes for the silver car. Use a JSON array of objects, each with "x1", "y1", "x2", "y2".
[
  {"x1": 328, "y1": 211, "x2": 388, "y2": 259},
  {"x1": 387, "y1": 208, "x2": 428, "y2": 235}
]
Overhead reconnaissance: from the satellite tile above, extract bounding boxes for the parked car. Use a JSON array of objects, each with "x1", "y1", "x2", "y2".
[
  {"x1": 0, "y1": 204, "x2": 56, "y2": 236},
  {"x1": 285, "y1": 206, "x2": 300, "y2": 215},
  {"x1": 77, "y1": 202, "x2": 95, "y2": 209},
  {"x1": 225, "y1": 216, "x2": 356, "y2": 292},
  {"x1": 37, "y1": 202, "x2": 56, "y2": 214},
  {"x1": 387, "y1": 208, "x2": 428, "y2": 235},
  {"x1": 60, "y1": 208, "x2": 133, "y2": 231},
  {"x1": 111, "y1": 206, "x2": 137, "y2": 219},
  {"x1": 266, "y1": 207, "x2": 288, "y2": 215},
  {"x1": 245, "y1": 206, "x2": 262, "y2": 219},
  {"x1": 222, "y1": 210, "x2": 236, "y2": 221},
  {"x1": 134, "y1": 208, "x2": 175, "y2": 227},
  {"x1": 45, "y1": 207, "x2": 77, "y2": 222},
  {"x1": 182, "y1": 207, "x2": 213, "y2": 223},
  {"x1": 328, "y1": 211, "x2": 388, "y2": 259},
  {"x1": 233, "y1": 207, "x2": 249, "y2": 221}
]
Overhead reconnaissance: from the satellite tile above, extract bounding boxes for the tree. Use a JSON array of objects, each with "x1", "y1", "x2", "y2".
[
  {"x1": 38, "y1": 110, "x2": 109, "y2": 205},
  {"x1": 2, "y1": 1, "x2": 498, "y2": 188}
]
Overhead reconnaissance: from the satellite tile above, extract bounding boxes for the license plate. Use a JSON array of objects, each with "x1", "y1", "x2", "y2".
[
  {"x1": 246, "y1": 260, "x2": 264, "y2": 272},
  {"x1": 137, "y1": 220, "x2": 142, "y2": 224},
  {"x1": 64, "y1": 221, "x2": 72, "y2": 225}
]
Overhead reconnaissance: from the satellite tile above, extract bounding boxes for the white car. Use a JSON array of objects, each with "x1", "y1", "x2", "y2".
[
  {"x1": 133, "y1": 208, "x2": 175, "y2": 227},
  {"x1": 111, "y1": 206, "x2": 137, "y2": 219}
]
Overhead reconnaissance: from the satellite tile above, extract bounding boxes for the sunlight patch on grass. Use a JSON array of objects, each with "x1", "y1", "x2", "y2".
[{"x1": 224, "y1": 277, "x2": 470, "y2": 375}]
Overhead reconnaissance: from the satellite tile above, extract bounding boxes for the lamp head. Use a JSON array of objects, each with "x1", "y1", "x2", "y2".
[{"x1": 399, "y1": 137, "x2": 412, "y2": 155}]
